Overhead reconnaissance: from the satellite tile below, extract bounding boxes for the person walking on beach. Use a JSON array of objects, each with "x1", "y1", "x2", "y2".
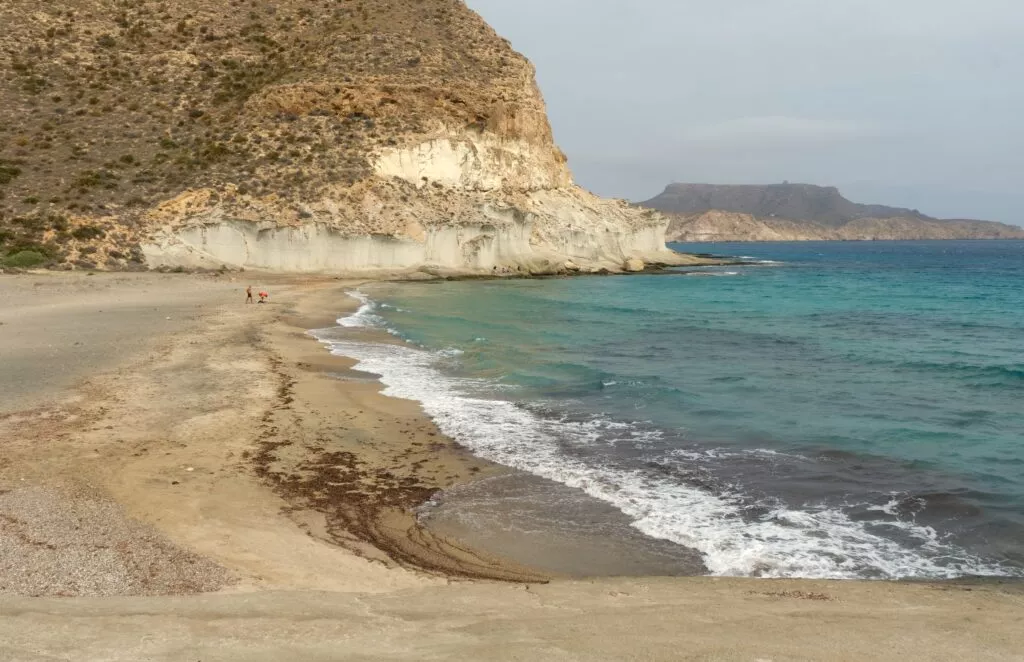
[{"x1": 246, "y1": 285, "x2": 254, "y2": 304}]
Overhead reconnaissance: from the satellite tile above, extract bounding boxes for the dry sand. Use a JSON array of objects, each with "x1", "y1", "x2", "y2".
[{"x1": 0, "y1": 271, "x2": 1022, "y2": 661}]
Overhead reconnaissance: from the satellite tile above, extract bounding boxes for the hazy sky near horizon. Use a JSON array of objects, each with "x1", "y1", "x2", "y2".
[{"x1": 465, "y1": 0, "x2": 1024, "y2": 224}]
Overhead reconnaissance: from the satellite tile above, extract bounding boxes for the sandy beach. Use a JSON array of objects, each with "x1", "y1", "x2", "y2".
[{"x1": 0, "y1": 271, "x2": 1022, "y2": 661}]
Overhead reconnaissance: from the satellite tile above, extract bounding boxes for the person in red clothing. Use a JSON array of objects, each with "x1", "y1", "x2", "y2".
[{"x1": 258, "y1": 290, "x2": 268, "y2": 304}]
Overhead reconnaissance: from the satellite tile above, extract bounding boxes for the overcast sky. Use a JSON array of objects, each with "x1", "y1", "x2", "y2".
[{"x1": 465, "y1": 0, "x2": 1024, "y2": 224}]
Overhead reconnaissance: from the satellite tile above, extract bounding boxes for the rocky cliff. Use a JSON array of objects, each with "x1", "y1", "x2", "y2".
[
  {"x1": 0, "y1": 0, "x2": 686, "y2": 274},
  {"x1": 642, "y1": 184, "x2": 1024, "y2": 242}
]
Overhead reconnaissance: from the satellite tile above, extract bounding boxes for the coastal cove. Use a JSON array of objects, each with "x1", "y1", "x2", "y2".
[
  {"x1": 2, "y1": 0, "x2": 1023, "y2": 655},
  {"x1": 0, "y1": 269, "x2": 1022, "y2": 660},
  {"x1": 321, "y1": 241, "x2": 1024, "y2": 581}
]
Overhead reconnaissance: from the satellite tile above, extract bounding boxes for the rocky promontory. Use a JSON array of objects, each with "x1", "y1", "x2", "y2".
[
  {"x1": 0, "y1": 0, "x2": 689, "y2": 274},
  {"x1": 640, "y1": 183, "x2": 1024, "y2": 242}
]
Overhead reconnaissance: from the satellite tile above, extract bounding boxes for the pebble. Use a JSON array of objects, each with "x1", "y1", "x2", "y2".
[{"x1": 0, "y1": 486, "x2": 231, "y2": 597}]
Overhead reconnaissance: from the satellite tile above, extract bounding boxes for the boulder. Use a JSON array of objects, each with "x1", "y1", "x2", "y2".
[{"x1": 623, "y1": 258, "x2": 645, "y2": 272}]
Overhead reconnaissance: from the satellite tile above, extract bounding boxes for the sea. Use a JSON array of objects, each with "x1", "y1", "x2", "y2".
[{"x1": 313, "y1": 240, "x2": 1024, "y2": 580}]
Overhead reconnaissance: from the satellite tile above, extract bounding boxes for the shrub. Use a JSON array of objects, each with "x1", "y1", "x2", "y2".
[
  {"x1": 71, "y1": 225, "x2": 105, "y2": 240},
  {"x1": 23, "y1": 75, "x2": 48, "y2": 94},
  {"x1": 72, "y1": 169, "x2": 118, "y2": 189},
  {"x1": 3, "y1": 250, "x2": 48, "y2": 268},
  {"x1": 49, "y1": 215, "x2": 68, "y2": 231},
  {"x1": 0, "y1": 162, "x2": 21, "y2": 185},
  {"x1": 12, "y1": 215, "x2": 45, "y2": 230}
]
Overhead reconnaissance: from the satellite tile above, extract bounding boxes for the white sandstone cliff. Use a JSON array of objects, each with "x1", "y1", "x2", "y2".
[
  {"x1": 2, "y1": 0, "x2": 706, "y2": 273},
  {"x1": 142, "y1": 128, "x2": 685, "y2": 275}
]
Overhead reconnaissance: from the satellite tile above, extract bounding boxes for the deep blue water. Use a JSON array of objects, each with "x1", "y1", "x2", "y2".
[{"x1": 319, "y1": 241, "x2": 1024, "y2": 579}]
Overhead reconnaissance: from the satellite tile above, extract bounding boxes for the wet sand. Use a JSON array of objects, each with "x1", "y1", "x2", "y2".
[
  {"x1": 255, "y1": 284, "x2": 546, "y2": 581},
  {"x1": 420, "y1": 472, "x2": 708, "y2": 577},
  {"x1": 1, "y1": 271, "x2": 1022, "y2": 660}
]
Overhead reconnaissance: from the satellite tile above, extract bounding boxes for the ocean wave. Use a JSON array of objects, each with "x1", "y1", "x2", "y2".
[
  {"x1": 866, "y1": 490, "x2": 990, "y2": 519},
  {"x1": 670, "y1": 447, "x2": 806, "y2": 462},
  {"x1": 314, "y1": 314, "x2": 1016, "y2": 580},
  {"x1": 865, "y1": 356, "x2": 1024, "y2": 386},
  {"x1": 337, "y1": 290, "x2": 386, "y2": 329}
]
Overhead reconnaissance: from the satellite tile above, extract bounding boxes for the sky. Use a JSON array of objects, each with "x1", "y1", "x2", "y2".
[{"x1": 465, "y1": 0, "x2": 1024, "y2": 224}]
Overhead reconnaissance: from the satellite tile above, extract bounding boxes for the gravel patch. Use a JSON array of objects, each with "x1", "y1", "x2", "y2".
[{"x1": 0, "y1": 486, "x2": 232, "y2": 597}]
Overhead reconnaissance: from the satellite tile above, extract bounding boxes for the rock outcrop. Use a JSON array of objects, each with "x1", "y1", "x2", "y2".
[
  {"x1": 622, "y1": 258, "x2": 645, "y2": 272},
  {"x1": 0, "y1": 0, "x2": 691, "y2": 274},
  {"x1": 642, "y1": 184, "x2": 1024, "y2": 242}
]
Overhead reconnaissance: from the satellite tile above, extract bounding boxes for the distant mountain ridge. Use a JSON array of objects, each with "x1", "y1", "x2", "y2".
[{"x1": 639, "y1": 183, "x2": 1024, "y2": 242}]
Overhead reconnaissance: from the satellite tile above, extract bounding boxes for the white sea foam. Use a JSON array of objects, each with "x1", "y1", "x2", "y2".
[
  {"x1": 338, "y1": 291, "x2": 385, "y2": 328},
  {"x1": 866, "y1": 493, "x2": 926, "y2": 518},
  {"x1": 313, "y1": 295, "x2": 1016, "y2": 580},
  {"x1": 866, "y1": 495, "x2": 904, "y2": 517},
  {"x1": 671, "y1": 447, "x2": 804, "y2": 462}
]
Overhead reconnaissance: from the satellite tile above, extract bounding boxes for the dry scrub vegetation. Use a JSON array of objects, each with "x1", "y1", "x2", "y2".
[{"x1": 0, "y1": 0, "x2": 544, "y2": 268}]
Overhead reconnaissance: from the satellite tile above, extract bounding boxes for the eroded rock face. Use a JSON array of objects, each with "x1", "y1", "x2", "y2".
[
  {"x1": 373, "y1": 132, "x2": 572, "y2": 193},
  {"x1": 141, "y1": 84, "x2": 672, "y2": 274},
  {"x1": 1, "y1": 0, "x2": 676, "y2": 273}
]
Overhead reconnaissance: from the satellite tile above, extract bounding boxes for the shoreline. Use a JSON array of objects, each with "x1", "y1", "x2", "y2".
[
  {"x1": 2, "y1": 271, "x2": 1023, "y2": 659},
  {"x1": 255, "y1": 281, "x2": 549, "y2": 582},
  {"x1": 305, "y1": 283, "x2": 712, "y2": 579},
  {"x1": 297, "y1": 281, "x2": 1024, "y2": 583}
]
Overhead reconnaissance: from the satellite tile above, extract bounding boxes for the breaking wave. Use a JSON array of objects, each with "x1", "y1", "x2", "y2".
[{"x1": 311, "y1": 292, "x2": 1019, "y2": 580}]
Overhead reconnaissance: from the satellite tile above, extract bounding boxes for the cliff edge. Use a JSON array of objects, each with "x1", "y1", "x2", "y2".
[
  {"x1": 0, "y1": 0, "x2": 685, "y2": 274},
  {"x1": 640, "y1": 184, "x2": 1024, "y2": 242}
]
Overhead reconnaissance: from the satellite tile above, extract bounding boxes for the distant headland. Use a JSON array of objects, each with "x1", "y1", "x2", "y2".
[{"x1": 640, "y1": 183, "x2": 1024, "y2": 242}]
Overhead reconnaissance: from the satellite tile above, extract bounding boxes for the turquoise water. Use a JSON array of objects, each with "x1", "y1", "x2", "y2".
[{"x1": 320, "y1": 241, "x2": 1024, "y2": 579}]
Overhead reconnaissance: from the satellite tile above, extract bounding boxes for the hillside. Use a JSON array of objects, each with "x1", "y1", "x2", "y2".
[
  {"x1": 640, "y1": 184, "x2": 1024, "y2": 242},
  {"x1": 0, "y1": 0, "x2": 684, "y2": 273}
]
